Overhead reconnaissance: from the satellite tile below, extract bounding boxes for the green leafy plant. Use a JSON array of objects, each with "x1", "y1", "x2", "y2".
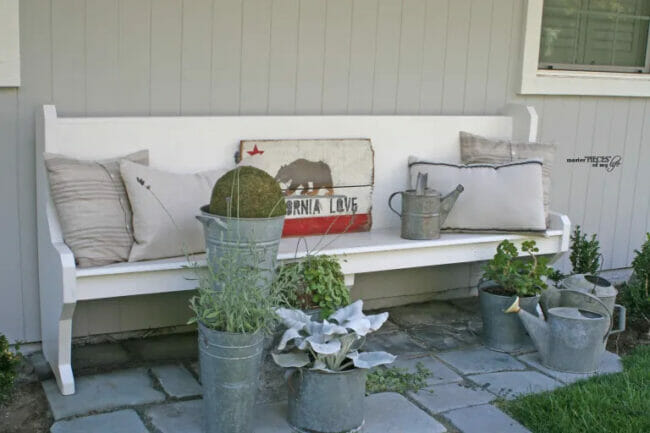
[
  {"x1": 547, "y1": 268, "x2": 565, "y2": 283},
  {"x1": 209, "y1": 166, "x2": 285, "y2": 218},
  {"x1": 0, "y1": 335, "x2": 20, "y2": 405},
  {"x1": 366, "y1": 362, "x2": 432, "y2": 395},
  {"x1": 188, "y1": 246, "x2": 283, "y2": 334},
  {"x1": 274, "y1": 254, "x2": 350, "y2": 319},
  {"x1": 482, "y1": 240, "x2": 553, "y2": 297},
  {"x1": 570, "y1": 225, "x2": 601, "y2": 275},
  {"x1": 620, "y1": 233, "x2": 650, "y2": 326}
]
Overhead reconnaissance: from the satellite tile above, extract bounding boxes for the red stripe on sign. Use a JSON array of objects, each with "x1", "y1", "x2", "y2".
[{"x1": 282, "y1": 214, "x2": 371, "y2": 237}]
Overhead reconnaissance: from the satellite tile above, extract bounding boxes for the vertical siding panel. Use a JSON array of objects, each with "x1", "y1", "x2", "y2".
[
  {"x1": 598, "y1": 99, "x2": 631, "y2": 269},
  {"x1": 52, "y1": 0, "x2": 86, "y2": 115},
  {"x1": 180, "y1": 0, "x2": 213, "y2": 114},
  {"x1": 505, "y1": 0, "x2": 524, "y2": 103},
  {"x1": 568, "y1": 99, "x2": 598, "y2": 228},
  {"x1": 150, "y1": 0, "x2": 182, "y2": 114},
  {"x1": 395, "y1": 0, "x2": 426, "y2": 114},
  {"x1": 462, "y1": 0, "x2": 492, "y2": 114},
  {"x1": 484, "y1": 0, "x2": 513, "y2": 113},
  {"x1": 211, "y1": 0, "x2": 243, "y2": 114},
  {"x1": 86, "y1": 0, "x2": 119, "y2": 114},
  {"x1": 240, "y1": 0, "x2": 272, "y2": 114},
  {"x1": 17, "y1": 0, "x2": 53, "y2": 341},
  {"x1": 372, "y1": 0, "x2": 402, "y2": 114},
  {"x1": 611, "y1": 100, "x2": 645, "y2": 268},
  {"x1": 419, "y1": 0, "x2": 448, "y2": 114},
  {"x1": 628, "y1": 102, "x2": 650, "y2": 263},
  {"x1": 440, "y1": 0, "x2": 470, "y2": 113},
  {"x1": 268, "y1": 0, "x2": 299, "y2": 114},
  {"x1": 321, "y1": 0, "x2": 353, "y2": 114},
  {"x1": 347, "y1": 0, "x2": 378, "y2": 114},
  {"x1": 0, "y1": 90, "x2": 24, "y2": 341},
  {"x1": 117, "y1": 0, "x2": 151, "y2": 114},
  {"x1": 295, "y1": 0, "x2": 327, "y2": 113}
]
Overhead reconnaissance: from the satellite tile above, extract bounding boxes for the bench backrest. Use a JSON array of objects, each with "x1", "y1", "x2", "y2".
[{"x1": 37, "y1": 104, "x2": 536, "y2": 231}]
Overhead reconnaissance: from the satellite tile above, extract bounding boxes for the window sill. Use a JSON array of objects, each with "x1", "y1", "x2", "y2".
[{"x1": 520, "y1": 70, "x2": 650, "y2": 97}]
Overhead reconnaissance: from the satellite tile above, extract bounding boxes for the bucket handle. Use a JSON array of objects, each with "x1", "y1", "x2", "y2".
[
  {"x1": 388, "y1": 191, "x2": 403, "y2": 217},
  {"x1": 196, "y1": 214, "x2": 228, "y2": 229},
  {"x1": 609, "y1": 304, "x2": 626, "y2": 335}
]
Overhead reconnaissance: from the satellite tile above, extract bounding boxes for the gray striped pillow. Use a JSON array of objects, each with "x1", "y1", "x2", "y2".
[{"x1": 44, "y1": 150, "x2": 149, "y2": 267}]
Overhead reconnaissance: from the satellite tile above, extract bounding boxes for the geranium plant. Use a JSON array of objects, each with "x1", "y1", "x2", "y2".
[
  {"x1": 271, "y1": 300, "x2": 395, "y2": 372},
  {"x1": 482, "y1": 239, "x2": 553, "y2": 297}
]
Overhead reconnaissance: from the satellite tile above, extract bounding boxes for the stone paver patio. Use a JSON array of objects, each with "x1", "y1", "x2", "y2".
[{"x1": 35, "y1": 298, "x2": 623, "y2": 433}]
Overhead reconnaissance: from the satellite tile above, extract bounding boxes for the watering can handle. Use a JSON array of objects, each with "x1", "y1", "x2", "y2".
[
  {"x1": 196, "y1": 215, "x2": 228, "y2": 229},
  {"x1": 388, "y1": 192, "x2": 402, "y2": 217},
  {"x1": 609, "y1": 304, "x2": 626, "y2": 335}
]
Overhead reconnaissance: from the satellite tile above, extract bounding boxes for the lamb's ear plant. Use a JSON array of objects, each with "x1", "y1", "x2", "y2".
[
  {"x1": 482, "y1": 240, "x2": 553, "y2": 297},
  {"x1": 271, "y1": 300, "x2": 395, "y2": 372},
  {"x1": 570, "y1": 225, "x2": 601, "y2": 275}
]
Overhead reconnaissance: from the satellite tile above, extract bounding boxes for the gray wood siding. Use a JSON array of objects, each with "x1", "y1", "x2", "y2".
[{"x1": 1, "y1": 0, "x2": 649, "y2": 342}]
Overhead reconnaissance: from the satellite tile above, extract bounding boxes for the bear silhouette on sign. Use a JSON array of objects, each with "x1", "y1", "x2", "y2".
[{"x1": 275, "y1": 159, "x2": 335, "y2": 196}]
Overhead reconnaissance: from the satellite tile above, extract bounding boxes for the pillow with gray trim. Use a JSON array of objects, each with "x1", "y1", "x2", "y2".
[
  {"x1": 459, "y1": 131, "x2": 555, "y2": 223},
  {"x1": 44, "y1": 150, "x2": 149, "y2": 267},
  {"x1": 408, "y1": 158, "x2": 546, "y2": 232}
]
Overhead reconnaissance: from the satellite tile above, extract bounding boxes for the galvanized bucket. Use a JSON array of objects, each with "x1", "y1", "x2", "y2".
[
  {"x1": 287, "y1": 368, "x2": 366, "y2": 433},
  {"x1": 479, "y1": 280, "x2": 539, "y2": 352},
  {"x1": 197, "y1": 205, "x2": 285, "y2": 292},
  {"x1": 198, "y1": 323, "x2": 264, "y2": 433}
]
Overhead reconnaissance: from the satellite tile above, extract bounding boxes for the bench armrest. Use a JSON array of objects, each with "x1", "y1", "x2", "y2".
[{"x1": 548, "y1": 211, "x2": 571, "y2": 252}]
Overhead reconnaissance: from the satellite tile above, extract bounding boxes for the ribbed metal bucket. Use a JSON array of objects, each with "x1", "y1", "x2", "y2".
[
  {"x1": 198, "y1": 323, "x2": 264, "y2": 433},
  {"x1": 197, "y1": 205, "x2": 285, "y2": 292},
  {"x1": 389, "y1": 189, "x2": 443, "y2": 240},
  {"x1": 479, "y1": 280, "x2": 539, "y2": 352},
  {"x1": 288, "y1": 368, "x2": 366, "y2": 433}
]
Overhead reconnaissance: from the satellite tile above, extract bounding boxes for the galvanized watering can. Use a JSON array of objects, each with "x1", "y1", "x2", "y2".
[
  {"x1": 506, "y1": 291, "x2": 612, "y2": 373},
  {"x1": 388, "y1": 173, "x2": 464, "y2": 240}
]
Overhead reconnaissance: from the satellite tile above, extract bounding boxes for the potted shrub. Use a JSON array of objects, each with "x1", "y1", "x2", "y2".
[
  {"x1": 196, "y1": 166, "x2": 286, "y2": 292},
  {"x1": 273, "y1": 254, "x2": 350, "y2": 320},
  {"x1": 272, "y1": 300, "x2": 395, "y2": 433},
  {"x1": 189, "y1": 246, "x2": 281, "y2": 433},
  {"x1": 479, "y1": 240, "x2": 552, "y2": 352}
]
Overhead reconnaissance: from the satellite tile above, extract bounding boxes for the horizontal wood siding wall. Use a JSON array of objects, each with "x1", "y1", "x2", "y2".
[{"x1": 1, "y1": 0, "x2": 648, "y2": 341}]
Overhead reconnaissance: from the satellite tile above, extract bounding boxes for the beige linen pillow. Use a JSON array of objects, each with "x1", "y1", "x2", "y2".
[
  {"x1": 459, "y1": 131, "x2": 555, "y2": 222},
  {"x1": 120, "y1": 161, "x2": 223, "y2": 261},
  {"x1": 409, "y1": 158, "x2": 546, "y2": 232},
  {"x1": 44, "y1": 150, "x2": 149, "y2": 267}
]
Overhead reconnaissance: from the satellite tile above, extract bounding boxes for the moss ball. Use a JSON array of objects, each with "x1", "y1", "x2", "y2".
[{"x1": 209, "y1": 166, "x2": 286, "y2": 218}]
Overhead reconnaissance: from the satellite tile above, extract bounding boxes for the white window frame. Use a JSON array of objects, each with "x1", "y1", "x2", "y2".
[
  {"x1": 0, "y1": 0, "x2": 20, "y2": 87},
  {"x1": 520, "y1": 0, "x2": 650, "y2": 97}
]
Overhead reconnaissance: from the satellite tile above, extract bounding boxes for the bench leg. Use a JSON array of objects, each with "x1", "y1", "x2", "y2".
[
  {"x1": 41, "y1": 301, "x2": 76, "y2": 395},
  {"x1": 344, "y1": 274, "x2": 355, "y2": 288}
]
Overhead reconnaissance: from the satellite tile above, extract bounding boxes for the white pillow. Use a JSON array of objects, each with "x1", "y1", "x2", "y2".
[
  {"x1": 120, "y1": 161, "x2": 224, "y2": 261},
  {"x1": 408, "y1": 158, "x2": 546, "y2": 232}
]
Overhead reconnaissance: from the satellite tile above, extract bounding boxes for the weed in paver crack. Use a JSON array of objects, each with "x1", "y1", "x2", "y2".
[{"x1": 366, "y1": 362, "x2": 434, "y2": 395}]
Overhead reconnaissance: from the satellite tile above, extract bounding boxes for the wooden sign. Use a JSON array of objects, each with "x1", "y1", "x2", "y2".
[{"x1": 239, "y1": 139, "x2": 374, "y2": 237}]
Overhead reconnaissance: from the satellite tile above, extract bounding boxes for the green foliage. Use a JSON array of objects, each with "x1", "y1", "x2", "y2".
[
  {"x1": 273, "y1": 254, "x2": 350, "y2": 319},
  {"x1": 0, "y1": 335, "x2": 20, "y2": 405},
  {"x1": 501, "y1": 345, "x2": 650, "y2": 433},
  {"x1": 366, "y1": 363, "x2": 432, "y2": 395},
  {"x1": 570, "y1": 225, "x2": 601, "y2": 275},
  {"x1": 188, "y1": 246, "x2": 282, "y2": 334},
  {"x1": 209, "y1": 166, "x2": 285, "y2": 218},
  {"x1": 482, "y1": 240, "x2": 552, "y2": 297},
  {"x1": 620, "y1": 233, "x2": 650, "y2": 325},
  {"x1": 547, "y1": 268, "x2": 565, "y2": 283}
]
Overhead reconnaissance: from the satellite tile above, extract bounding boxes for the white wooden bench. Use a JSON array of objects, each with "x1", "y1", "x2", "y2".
[{"x1": 36, "y1": 104, "x2": 570, "y2": 395}]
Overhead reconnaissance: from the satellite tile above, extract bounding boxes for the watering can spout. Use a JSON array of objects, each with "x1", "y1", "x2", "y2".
[
  {"x1": 440, "y1": 184, "x2": 464, "y2": 225},
  {"x1": 505, "y1": 297, "x2": 550, "y2": 357}
]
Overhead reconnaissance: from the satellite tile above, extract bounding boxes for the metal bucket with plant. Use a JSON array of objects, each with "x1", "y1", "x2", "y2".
[
  {"x1": 272, "y1": 300, "x2": 395, "y2": 433},
  {"x1": 479, "y1": 239, "x2": 552, "y2": 352}
]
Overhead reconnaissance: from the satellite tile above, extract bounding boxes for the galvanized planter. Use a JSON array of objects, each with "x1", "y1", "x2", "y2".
[
  {"x1": 197, "y1": 205, "x2": 285, "y2": 292},
  {"x1": 198, "y1": 323, "x2": 264, "y2": 433},
  {"x1": 479, "y1": 280, "x2": 539, "y2": 352},
  {"x1": 287, "y1": 368, "x2": 366, "y2": 433}
]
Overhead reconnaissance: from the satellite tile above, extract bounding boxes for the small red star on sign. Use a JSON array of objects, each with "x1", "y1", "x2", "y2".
[{"x1": 247, "y1": 144, "x2": 264, "y2": 156}]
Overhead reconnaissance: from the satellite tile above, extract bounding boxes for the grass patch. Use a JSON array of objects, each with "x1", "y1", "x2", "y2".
[
  {"x1": 500, "y1": 345, "x2": 650, "y2": 433},
  {"x1": 366, "y1": 362, "x2": 432, "y2": 395}
]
